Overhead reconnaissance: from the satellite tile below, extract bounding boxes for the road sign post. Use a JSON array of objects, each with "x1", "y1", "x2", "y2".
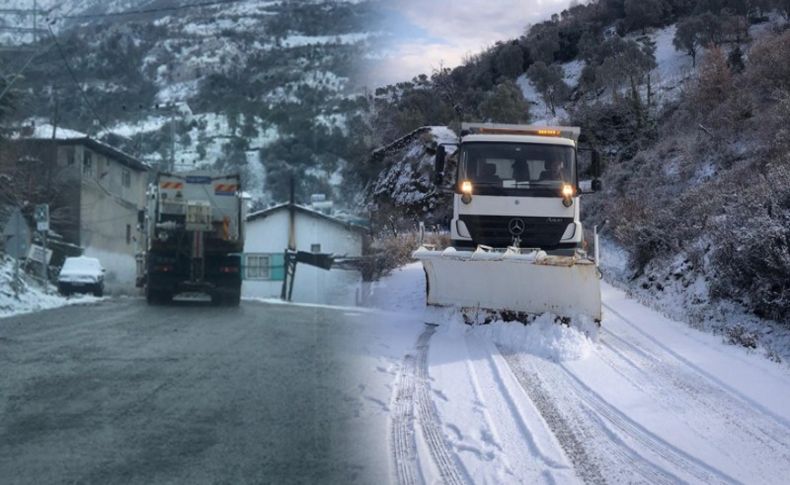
[
  {"x1": 34, "y1": 204, "x2": 49, "y2": 232},
  {"x1": 34, "y1": 204, "x2": 49, "y2": 293}
]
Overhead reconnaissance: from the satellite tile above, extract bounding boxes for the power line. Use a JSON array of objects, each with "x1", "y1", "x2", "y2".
[
  {"x1": 54, "y1": 0, "x2": 251, "y2": 20},
  {"x1": 0, "y1": 42, "x2": 54, "y2": 104},
  {"x1": 45, "y1": 24, "x2": 112, "y2": 137}
]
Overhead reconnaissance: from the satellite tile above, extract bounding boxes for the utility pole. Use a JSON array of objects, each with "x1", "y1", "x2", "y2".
[
  {"x1": 170, "y1": 108, "x2": 176, "y2": 172},
  {"x1": 33, "y1": 0, "x2": 37, "y2": 44},
  {"x1": 3, "y1": 208, "x2": 30, "y2": 296},
  {"x1": 51, "y1": 85, "x2": 59, "y2": 139}
]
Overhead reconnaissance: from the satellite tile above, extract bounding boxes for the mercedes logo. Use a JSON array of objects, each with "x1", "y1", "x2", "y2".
[{"x1": 508, "y1": 218, "x2": 525, "y2": 236}]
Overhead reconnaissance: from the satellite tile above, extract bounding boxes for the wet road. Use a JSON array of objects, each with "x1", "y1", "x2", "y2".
[{"x1": 0, "y1": 298, "x2": 384, "y2": 484}]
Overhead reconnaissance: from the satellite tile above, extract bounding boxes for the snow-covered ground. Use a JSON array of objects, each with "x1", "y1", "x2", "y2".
[
  {"x1": 356, "y1": 262, "x2": 790, "y2": 483},
  {"x1": 0, "y1": 256, "x2": 103, "y2": 319}
]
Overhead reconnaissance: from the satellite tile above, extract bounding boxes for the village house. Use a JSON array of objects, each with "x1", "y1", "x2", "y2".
[
  {"x1": 0, "y1": 124, "x2": 149, "y2": 286},
  {"x1": 243, "y1": 202, "x2": 369, "y2": 306}
]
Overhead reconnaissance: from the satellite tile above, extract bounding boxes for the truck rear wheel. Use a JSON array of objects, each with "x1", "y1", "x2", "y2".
[
  {"x1": 211, "y1": 289, "x2": 241, "y2": 306},
  {"x1": 146, "y1": 288, "x2": 172, "y2": 305}
]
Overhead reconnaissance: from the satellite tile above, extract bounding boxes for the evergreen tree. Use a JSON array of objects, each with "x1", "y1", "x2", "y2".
[
  {"x1": 478, "y1": 81, "x2": 531, "y2": 123},
  {"x1": 526, "y1": 62, "x2": 571, "y2": 116}
]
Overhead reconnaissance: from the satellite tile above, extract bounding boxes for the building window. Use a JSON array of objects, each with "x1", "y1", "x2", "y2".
[
  {"x1": 311, "y1": 243, "x2": 321, "y2": 253},
  {"x1": 66, "y1": 147, "x2": 75, "y2": 166},
  {"x1": 126, "y1": 224, "x2": 131, "y2": 244},
  {"x1": 82, "y1": 151, "x2": 93, "y2": 176},
  {"x1": 122, "y1": 169, "x2": 131, "y2": 188},
  {"x1": 245, "y1": 254, "x2": 271, "y2": 280}
]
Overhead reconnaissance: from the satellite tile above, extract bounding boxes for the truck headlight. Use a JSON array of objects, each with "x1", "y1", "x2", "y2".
[
  {"x1": 561, "y1": 184, "x2": 574, "y2": 207},
  {"x1": 461, "y1": 180, "x2": 473, "y2": 204}
]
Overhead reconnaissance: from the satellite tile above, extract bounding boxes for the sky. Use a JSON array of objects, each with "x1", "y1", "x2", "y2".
[{"x1": 365, "y1": 0, "x2": 575, "y2": 88}]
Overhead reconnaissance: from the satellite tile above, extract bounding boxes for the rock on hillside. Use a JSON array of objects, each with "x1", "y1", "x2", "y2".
[{"x1": 366, "y1": 126, "x2": 457, "y2": 232}]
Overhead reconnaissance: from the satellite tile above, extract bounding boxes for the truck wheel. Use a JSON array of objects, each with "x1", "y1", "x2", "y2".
[
  {"x1": 227, "y1": 290, "x2": 241, "y2": 307},
  {"x1": 146, "y1": 289, "x2": 170, "y2": 305}
]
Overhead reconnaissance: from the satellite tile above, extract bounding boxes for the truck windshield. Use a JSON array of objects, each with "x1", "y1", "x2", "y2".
[{"x1": 458, "y1": 142, "x2": 576, "y2": 195}]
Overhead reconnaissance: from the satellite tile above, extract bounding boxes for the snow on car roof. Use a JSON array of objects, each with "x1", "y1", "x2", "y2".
[{"x1": 60, "y1": 256, "x2": 103, "y2": 274}]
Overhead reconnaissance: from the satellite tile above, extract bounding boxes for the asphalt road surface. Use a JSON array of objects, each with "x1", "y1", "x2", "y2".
[{"x1": 0, "y1": 298, "x2": 385, "y2": 484}]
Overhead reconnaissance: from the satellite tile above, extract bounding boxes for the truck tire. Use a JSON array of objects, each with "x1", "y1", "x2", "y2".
[
  {"x1": 211, "y1": 290, "x2": 241, "y2": 306},
  {"x1": 146, "y1": 288, "x2": 172, "y2": 305}
]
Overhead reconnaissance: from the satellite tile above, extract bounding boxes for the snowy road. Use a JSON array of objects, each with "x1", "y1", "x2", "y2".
[{"x1": 369, "y1": 264, "x2": 790, "y2": 484}]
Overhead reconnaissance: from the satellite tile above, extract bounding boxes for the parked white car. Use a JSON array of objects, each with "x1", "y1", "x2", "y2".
[{"x1": 58, "y1": 256, "x2": 105, "y2": 297}]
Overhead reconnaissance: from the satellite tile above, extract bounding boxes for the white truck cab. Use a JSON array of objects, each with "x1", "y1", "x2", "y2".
[{"x1": 436, "y1": 123, "x2": 601, "y2": 254}]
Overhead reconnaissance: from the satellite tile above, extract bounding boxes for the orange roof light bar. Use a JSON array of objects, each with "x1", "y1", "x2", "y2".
[
  {"x1": 462, "y1": 123, "x2": 580, "y2": 142},
  {"x1": 476, "y1": 128, "x2": 562, "y2": 137}
]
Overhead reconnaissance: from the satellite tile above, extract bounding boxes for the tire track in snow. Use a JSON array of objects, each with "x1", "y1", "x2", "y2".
[
  {"x1": 390, "y1": 352, "x2": 423, "y2": 485},
  {"x1": 506, "y1": 356, "x2": 679, "y2": 485},
  {"x1": 471, "y1": 338, "x2": 573, "y2": 472},
  {"x1": 602, "y1": 302, "x2": 790, "y2": 431},
  {"x1": 601, "y1": 331, "x2": 790, "y2": 454},
  {"x1": 557, "y1": 364, "x2": 739, "y2": 484},
  {"x1": 390, "y1": 325, "x2": 469, "y2": 485},
  {"x1": 499, "y1": 353, "x2": 607, "y2": 485},
  {"x1": 414, "y1": 325, "x2": 470, "y2": 485}
]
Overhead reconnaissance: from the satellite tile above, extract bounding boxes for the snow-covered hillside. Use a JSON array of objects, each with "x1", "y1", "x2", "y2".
[
  {"x1": 2, "y1": 0, "x2": 380, "y2": 206},
  {"x1": 517, "y1": 23, "x2": 696, "y2": 123}
]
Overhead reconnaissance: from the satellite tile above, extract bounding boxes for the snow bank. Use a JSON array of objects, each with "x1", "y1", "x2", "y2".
[
  {"x1": 471, "y1": 314, "x2": 597, "y2": 362},
  {"x1": 364, "y1": 262, "x2": 598, "y2": 362},
  {"x1": 362, "y1": 262, "x2": 426, "y2": 313},
  {"x1": 0, "y1": 256, "x2": 102, "y2": 319}
]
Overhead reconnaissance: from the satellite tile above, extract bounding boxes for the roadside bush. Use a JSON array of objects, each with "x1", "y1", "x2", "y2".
[
  {"x1": 363, "y1": 232, "x2": 450, "y2": 280},
  {"x1": 708, "y1": 160, "x2": 790, "y2": 324}
]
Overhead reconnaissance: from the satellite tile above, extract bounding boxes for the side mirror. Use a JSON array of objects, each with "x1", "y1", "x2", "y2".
[
  {"x1": 592, "y1": 179, "x2": 603, "y2": 192},
  {"x1": 433, "y1": 145, "x2": 446, "y2": 185}
]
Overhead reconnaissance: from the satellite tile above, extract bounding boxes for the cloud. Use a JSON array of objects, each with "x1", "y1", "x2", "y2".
[
  {"x1": 370, "y1": 0, "x2": 574, "y2": 86},
  {"x1": 362, "y1": 40, "x2": 479, "y2": 87}
]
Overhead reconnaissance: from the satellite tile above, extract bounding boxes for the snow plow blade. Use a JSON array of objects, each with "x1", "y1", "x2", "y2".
[{"x1": 413, "y1": 246, "x2": 602, "y2": 322}]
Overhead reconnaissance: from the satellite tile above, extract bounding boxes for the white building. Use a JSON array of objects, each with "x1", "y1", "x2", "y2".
[{"x1": 242, "y1": 203, "x2": 368, "y2": 306}]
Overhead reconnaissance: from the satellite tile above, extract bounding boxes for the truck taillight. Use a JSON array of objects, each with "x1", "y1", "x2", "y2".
[
  {"x1": 154, "y1": 264, "x2": 174, "y2": 273},
  {"x1": 219, "y1": 266, "x2": 239, "y2": 273}
]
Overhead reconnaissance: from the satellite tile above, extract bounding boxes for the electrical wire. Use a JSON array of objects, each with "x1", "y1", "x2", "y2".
[
  {"x1": 45, "y1": 25, "x2": 113, "y2": 137},
  {"x1": 53, "y1": 0, "x2": 251, "y2": 20},
  {"x1": 0, "y1": 42, "x2": 54, "y2": 104}
]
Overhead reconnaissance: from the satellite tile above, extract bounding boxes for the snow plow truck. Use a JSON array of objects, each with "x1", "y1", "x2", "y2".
[
  {"x1": 136, "y1": 171, "x2": 245, "y2": 305},
  {"x1": 413, "y1": 123, "x2": 603, "y2": 322}
]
